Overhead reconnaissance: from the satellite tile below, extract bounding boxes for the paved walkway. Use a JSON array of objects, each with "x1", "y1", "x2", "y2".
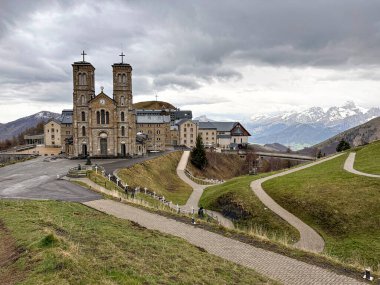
[
  {"x1": 344, "y1": 152, "x2": 380, "y2": 178},
  {"x1": 176, "y1": 151, "x2": 234, "y2": 229},
  {"x1": 251, "y1": 154, "x2": 344, "y2": 253},
  {"x1": 84, "y1": 199, "x2": 365, "y2": 285}
]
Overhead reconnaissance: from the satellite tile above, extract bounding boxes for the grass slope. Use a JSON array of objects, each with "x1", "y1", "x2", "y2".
[
  {"x1": 199, "y1": 174, "x2": 300, "y2": 243},
  {"x1": 117, "y1": 152, "x2": 192, "y2": 205},
  {"x1": 354, "y1": 140, "x2": 380, "y2": 175},
  {"x1": 187, "y1": 152, "x2": 247, "y2": 180},
  {"x1": 263, "y1": 153, "x2": 380, "y2": 269},
  {"x1": 0, "y1": 200, "x2": 277, "y2": 285}
]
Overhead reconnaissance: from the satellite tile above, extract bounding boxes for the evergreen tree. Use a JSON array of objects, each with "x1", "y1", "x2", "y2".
[
  {"x1": 190, "y1": 134, "x2": 208, "y2": 169},
  {"x1": 336, "y1": 139, "x2": 351, "y2": 152}
]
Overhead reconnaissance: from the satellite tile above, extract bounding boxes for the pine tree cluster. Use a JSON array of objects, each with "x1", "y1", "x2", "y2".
[{"x1": 336, "y1": 139, "x2": 351, "y2": 152}]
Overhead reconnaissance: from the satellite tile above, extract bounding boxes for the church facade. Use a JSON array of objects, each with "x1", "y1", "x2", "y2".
[{"x1": 72, "y1": 56, "x2": 139, "y2": 157}]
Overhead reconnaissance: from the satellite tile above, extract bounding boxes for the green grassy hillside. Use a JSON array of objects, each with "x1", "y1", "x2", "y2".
[
  {"x1": 117, "y1": 152, "x2": 192, "y2": 204},
  {"x1": 199, "y1": 174, "x2": 300, "y2": 243},
  {"x1": 263, "y1": 153, "x2": 380, "y2": 269},
  {"x1": 354, "y1": 140, "x2": 380, "y2": 175},
  {"x1": 0, "y1": 200, "x2": 276, "y2": 285}
]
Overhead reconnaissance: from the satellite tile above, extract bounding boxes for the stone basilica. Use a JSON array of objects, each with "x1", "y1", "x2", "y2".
[{"x1": 71, "y1": 53, "x2": 141, "y2": 157}]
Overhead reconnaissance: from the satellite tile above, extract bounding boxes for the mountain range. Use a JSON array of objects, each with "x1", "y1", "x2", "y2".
[
  {"x1": 0, "y1": 111, "x2": 60, "y2": 141},
  {"x1": 246, "y1": 101, "x2": 380, "y2": 149}
]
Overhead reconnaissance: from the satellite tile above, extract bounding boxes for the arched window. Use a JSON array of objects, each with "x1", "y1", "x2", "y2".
[
  {"x1": 157, "y1": 130, "x2": 160, "y2": 135},
  {"x1": 101, "y1": 110, "x2": 105, "y2": 124},
  {"x1": 81, "y1": 111, "x2": 85, "y2": 121},
  {"x1": 78, "y1": 73, "x2": 87, "y2": 85},
  {"x1": 96, "y1": 111, "x2": 100, "y2": 124},
  {"x1": 121, "y1": 112, "x2": 125, "y2": 122},
  {"x1": 120, "y1": 96, "x2": 125, "y2": 106},
  {"x1": 118, "y1": 74, "x2": 122, "y2": 83},
  {"x1": 121, "y1": 126, "x2": 125, "y2": 136},
  {"x1": 122, "y1": 74, "x2": 127, "y2": 84},
  {"x1": 81, "y1": 95, "x2": 86, "y2": 105},
  {"x1": 82, "y1": 126, "x2": 86, "y2": 136},
  {"x1": 106, "y1": 111, "x2": 109, "y2": 124}
]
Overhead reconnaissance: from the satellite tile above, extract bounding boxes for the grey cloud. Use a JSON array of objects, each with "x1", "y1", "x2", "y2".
[
  {"x1": 154, "y1": 74, "x2": 202, "y2": 90},
  {"x1": 1, "y1": 0, "x2": 380, "y2": 105}
]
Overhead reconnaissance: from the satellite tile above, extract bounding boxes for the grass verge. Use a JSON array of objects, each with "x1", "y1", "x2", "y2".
[
  {"x1": 200, "y1": 173, "x2": 300, "y2": 244},
  {"x1": 71, "y1": 177, "x2": 370, "y2": 281},
  {"x1": 0, "y1": 200, "x2": 278, "y2": 285},
  {"x1": 263, "y1": 153, "x2": 380, "y2": 272},
  {"x1": 354, "y1": 140, "x2": 380, "y2": 175},
  {"x1": 117, "y1": 152, "x2": 192, "y2": 205}
]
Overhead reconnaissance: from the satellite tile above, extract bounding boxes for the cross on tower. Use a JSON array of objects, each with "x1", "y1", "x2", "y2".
[
  {"x1": 119, "y1": 52, "x2": 125, "y2": 64},
  {"x1": 81, "y1": 50, "x2": 87, "y2": 62}
]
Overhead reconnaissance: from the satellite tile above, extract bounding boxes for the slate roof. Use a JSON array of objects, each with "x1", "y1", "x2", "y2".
[
  {"x1": 199, "y1": 122, "x2": 217, "y2": 129},
  {"x1": 217, "y1": 134, "x2": 232, "y2": 139},
  {"x1": 60, "y1": 109, "x2": 73, "y2": 124},
  {"x1": 137, "y1": 115, "x2": 171, "y2": 124},
  {"x1": 210, "y1": 122, "x2": 237, "y2": 132},
  {"x1": 175, "y1": 118, "x2": 193, "y2": 126}
]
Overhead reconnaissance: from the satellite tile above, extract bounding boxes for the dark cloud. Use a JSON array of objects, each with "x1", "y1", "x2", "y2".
[{"x1": 1, "y1": 0, "x2": 380, "y2": 105}]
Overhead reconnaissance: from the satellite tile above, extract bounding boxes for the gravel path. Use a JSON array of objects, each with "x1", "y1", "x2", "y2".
[
  {"x1": 343, "y1": 152, "x2": 380, "y2": 178},
  {"x1": 251, "y1": 154, "x2": 344, "y2": 253},
  {"x1": 83, "y1": 199, "x2": 365, "y2": 285}
]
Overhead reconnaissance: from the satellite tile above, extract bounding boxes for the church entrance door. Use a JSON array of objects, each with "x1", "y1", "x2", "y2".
[
  {"x1": 82, "y1": 144, "x2": 87, "y2": 156},
  {"x1": 100, "y1": 138, "x2": 107, "y2": 155},
  {"x1": 121, "y1": 144, "x2": 126, "y2": 157}
]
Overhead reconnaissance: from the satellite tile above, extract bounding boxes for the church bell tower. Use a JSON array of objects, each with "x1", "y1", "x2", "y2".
[
  {"x1": 72, "y1": 51, "x2": 95, "y2": 156},
  {"x1": 112, "y1": 52, "x2": 136, "y2": 156}
]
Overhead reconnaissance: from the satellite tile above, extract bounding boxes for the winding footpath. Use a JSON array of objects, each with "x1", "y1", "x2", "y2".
[
  {"x1": 84, "y1": 199, "x2": 365, "y2": 285},
  {"x1": 343, "y1": 152, "x2": 380, "y2": 178},
  {"x1": 176, "y1": 151, "x2": 234, "y2": 229},
  {"x1": 251, "y1": 154, "x2": 345, "y2": 253}
]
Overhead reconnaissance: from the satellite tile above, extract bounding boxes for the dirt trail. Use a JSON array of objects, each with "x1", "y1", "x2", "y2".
[{"x1": 0, "y1": 220, "x2": 26, "y2": 285}]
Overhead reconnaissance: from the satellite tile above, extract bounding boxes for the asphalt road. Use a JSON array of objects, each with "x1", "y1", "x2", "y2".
[
  {"x1": 100, "y1": 151, "x2": 174, "y2": 174},
  {"x1": 0, "y1": 157, "x2": 101, "y2": 202},
  {"x1": 0, "y1": 152, "x2": 171, "y2": 202}
]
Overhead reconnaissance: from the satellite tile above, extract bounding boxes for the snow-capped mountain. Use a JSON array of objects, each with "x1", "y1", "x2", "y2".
[
  {"x1": 193, "y1": 115, "x2": 215, "y2": 122},
  {"x1": 0, "y1": 111, "x2": 60, "y2": 141},
  {"x1": 248, "y1": 101, "x2": 380, "y2": 149}
]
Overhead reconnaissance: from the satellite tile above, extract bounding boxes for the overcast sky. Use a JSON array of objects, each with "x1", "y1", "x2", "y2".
[{"x1": 1, "y1": 0, "x2": 380, "y2": 123}]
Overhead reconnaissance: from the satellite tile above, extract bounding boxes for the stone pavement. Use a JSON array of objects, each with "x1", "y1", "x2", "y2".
[
  {"x1": 84, "y1": 199, "x2": 366, "y2": 285},
  {"x1": 251, "y1": 154, "x2": 345, "y2": 253},
  {"x1": 344, "y1": 152, "x2": 380, "y2": 178},
  {"x1": 176, "y1": 151, "x2": 234, "y2": 229}
]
